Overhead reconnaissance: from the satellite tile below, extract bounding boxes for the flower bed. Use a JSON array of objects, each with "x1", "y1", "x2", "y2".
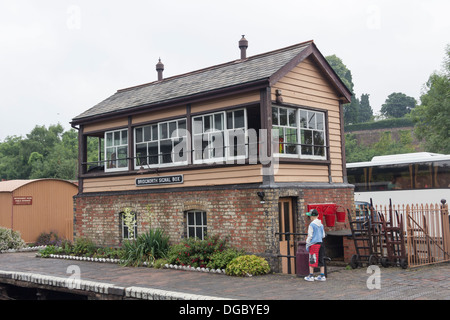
[{"x1": 36, "y1": 231, "x2": 271, "y2": 277}]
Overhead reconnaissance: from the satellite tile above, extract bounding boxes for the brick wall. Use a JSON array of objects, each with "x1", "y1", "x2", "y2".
[{"x1": 74, "y1": 184, "x2": 354, "y2": 271}]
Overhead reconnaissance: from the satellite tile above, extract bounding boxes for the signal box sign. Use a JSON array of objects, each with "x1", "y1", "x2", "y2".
[{"x1": 13, "y1": 196, "x2": 33, "y2": 205}]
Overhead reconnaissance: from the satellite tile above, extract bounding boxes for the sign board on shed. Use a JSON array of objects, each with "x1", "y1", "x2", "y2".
[{"x1": 13, "y1": 196, "x2": 33, "y2": 205}]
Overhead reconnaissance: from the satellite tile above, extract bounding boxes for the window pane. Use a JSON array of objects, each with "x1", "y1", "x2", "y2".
[
  {"x1": 175, "y1": 137, "x2": 187, "y2": 162},
  {"x1": 193, "y1": 117, "x2": 202, "y2": 134},
  {"x1": 188, "y1": 227, "x2": 195, "y2": 238},
  {"x1": 286, "y1": 128, "x2": 297, "y2": 154},
  {"x1": 301, "y1": 130, "x2": 312, "y2": 155},
  {"x1": 106, "y1": 132, "x2": 113, "y2": 147},
  {"x1": 308, "y1": 112, "x2": 315, "y2": 129},
  {"x1": 434, "y1": 161, "x2": 450, "y2": 188},
  {"x1": 204, "y1": 115, "x2": 211, "y2": 132},
  {"x1": 169, "y1": 121, "x2": 177, "y2": 138},
  {"x1": 288, "y1": 109, "x2": 296, "y2": 127},
  {"x1": 195, "y1": 211, "x2": 202, "y2": 225},
  {"x1": 272, "y1": 107, "x2": 279, "y2": 126},
  {"x1": 144, "y1": 126, "x2": 151, "y2": 142},
  {"x1": 121, "y1": 130, "x2": 127, "y2": 145},
  {"x1": 135, "y1": 128, "x2": 143, "y2": 143},
  {"x1": 178, "y1": 119, "x2": 186, "y2": 132},
  {"x1": 273, "y1": 126, "x2": 283, "y2": 153},
  {"x1": 227, "y1": 112, "x2": 233, "y2": 129},
  {"x1": 196, "y1": 227, "x2": 203, "y2": 239},
  {"x1": 313, "y1": 130, "x2": 325, "y2": 156},
  {"x1": 234, "y1": 110, "x2": 245, "y2": 128},
  {"x1": 160, "y1": 123, "x2": 168, "y2": 139},
  {"x1": 214, "y1": 113, "x2": 223, "y2": 131},
  {"x1": 117, "y1": 146, "x2": 128, "y2": 168},
  {"x1": 300, "y1": 110, "x2": 307, "y2": 128},
  {"x1": 203, "y1": 212, "x2": 207, "y2": 225},
  {"x1": 211, "y1": 132, "x2": 224, "y2": 158},
  {"x1": 193, "y1": 134, "x2": 204, "y2": 161},
  {"x1": 280, "y1": 108, "x2": 287, "y2": 126},
  {"x1": 316, "y1": 113, "x2": 324, "y2": 130},
  {"x1": 152, "y1": 125, "x2": 158, "y2": 141},
  {"x1": 106, "y1": 147, "x2": 116, "y2": 169},
  {"x1": 136, "y1": 143, "x2": 147, "y2": 165},
  {"x1": 114, "y1": 131, "x2": 121, "y2": 145},
  {"x1": 160, "y1": 139, "x2": 173, "y2": 164},
  {"x1": 188, "y1": 212, "x2": 194, "y2": 225},
  {"x1": 148, "y1": 142, "x2": 158, "y2": 164}
]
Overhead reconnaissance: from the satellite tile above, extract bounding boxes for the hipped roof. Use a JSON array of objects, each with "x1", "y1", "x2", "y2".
[{"x1": 71, "y1": 40, "x2": 351, "y2": 125}]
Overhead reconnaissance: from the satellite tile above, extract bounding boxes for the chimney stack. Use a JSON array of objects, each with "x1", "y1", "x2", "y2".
[
  {"x1": 239, "y1": 35, "x2": 248, "y2": 60},
  {"x1": 156, "y1": 58, "x2": 164, "y2": 81}
]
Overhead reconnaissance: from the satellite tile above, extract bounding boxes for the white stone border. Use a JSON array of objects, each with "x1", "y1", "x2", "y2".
[
  {"x1": 37, "y1": 253, "x2": 228, "y2": 274},
  {"x1": 0, "y1": 245, "x2": 47, "y2": 253}
]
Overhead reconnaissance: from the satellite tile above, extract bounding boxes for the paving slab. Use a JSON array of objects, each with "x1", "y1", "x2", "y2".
[{"x1": 0, "y1": 252, "x2": 449, "y2": 300}]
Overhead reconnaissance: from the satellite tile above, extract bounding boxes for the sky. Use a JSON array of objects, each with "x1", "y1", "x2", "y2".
[{"x1": 0, "y1": 0, "x2": 449, "y2": 141}]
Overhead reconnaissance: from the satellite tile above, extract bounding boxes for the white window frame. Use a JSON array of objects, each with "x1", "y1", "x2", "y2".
[
  {"x1": 105, "y1": 128, "x2": 129, "y2": 172},
  {"x1": 186, "y1": 210, "x2": 207, "y2": 240},
  {"x1": 192, "y1": 109, "x2": 247, "y2": 164},
  {"x1": 134, "y1": 118, "x2": 188, "y2": 169},
  {"x1": 298, "y1": 109, "x2": 326, "y2": 160},
  {"x1": 272, "y1": 105, "x2": 327, "y2": 160}
]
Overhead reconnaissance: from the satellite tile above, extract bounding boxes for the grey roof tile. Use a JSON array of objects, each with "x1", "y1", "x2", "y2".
[{"x1": 72, "y1": 41, "x2": 312, "y2": 122}]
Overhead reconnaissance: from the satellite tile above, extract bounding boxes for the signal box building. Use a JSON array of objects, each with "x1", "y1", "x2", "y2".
[{"x1": 71, "y1": 37, "x2": 354, "y2": 273}]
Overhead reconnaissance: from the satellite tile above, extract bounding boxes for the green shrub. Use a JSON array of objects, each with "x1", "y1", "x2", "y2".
[
  {"x1": 206, "y1": 248, "x2": 245, "y2": 270},
  {"x1": 92, "y1": 246, "x2": 123, "y2": 259},
  {"x1": 38, "y1": 245, "x2": 63, "y2": 257},
  {"x1": 0, "y1": 227, "x2": 26, "y2": 251},
  {"x1": 120, "y1": 228, "x2": 170, "y2": 267},
  {"x1": 153, "y1": 258, "x2": 168, "y2": 269},
  {"x1": 35, "y1": 231, "x2": 61, "y2": 246},
  {"x1": 167, "y1": 235, "x2": 228, "y2": 268},
  {"x1": 72, "y1": 237, "x2": 97, "y2": 257},
  {"x1": 225, "y1": 255, "x2": 270, "y2": 277}
]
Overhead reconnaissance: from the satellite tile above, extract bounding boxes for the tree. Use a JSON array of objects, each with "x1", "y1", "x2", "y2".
[
  {"x1": 412, "y1": 44, "x2": 450, "y2": 153},
  {"x1": 380, "y1": 92, "x2": 416, "y2": 118},
  {"x1": 326, "y1": 55, "x2": 360, "y2": 125},
  {"x1": 358, "y1": 93, "x2": 373, "y2": 123},
  {"x1": 0, "y1": 124, "x2": 80, "y2": 180}
]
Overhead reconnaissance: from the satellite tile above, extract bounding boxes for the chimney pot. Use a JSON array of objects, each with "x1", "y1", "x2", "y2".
[
  {"x1": 156, "y1": 58, "x2": 164, "y2": 81},
  {"x1": 239, "y1": 35, "x2": 248, "y2": 60}
]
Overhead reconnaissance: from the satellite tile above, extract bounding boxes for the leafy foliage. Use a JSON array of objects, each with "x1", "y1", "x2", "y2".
[
  {"x1": 35, "y1": 231, "x2": 63, "y2": 247},
  {"x1": 411, "y1": 44, "x2": 450, "y2": 154},
  {"x1": 381, "y1": 92, "x2": 417, "y2": 118},
  {"x1": 345, "y1": 129, "x2": 415, "y2": 163},
  {"x1": 206, "y1": 248, "x2": 245, "y2": 270},
  {"x1": 120, "y1": 228, "x2": 170, "y2": 267},
  {"x1": 0, "y1": 124, "x2": 98, "y2": 180},
  {"x1": 167, "y1": 235, "x2": 228, "y2": 268},
  {"x1": 225, "y1": 255, "x2": 270, "y2": 277},
  {"x1": 0, "y1": 227, "x2": 26, "y2": 251}
]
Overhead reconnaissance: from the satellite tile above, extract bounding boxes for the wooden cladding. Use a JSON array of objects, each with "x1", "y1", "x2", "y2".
[
  {"x1": 0, "y1": 180, "x2": 77, "y2": 243},
  {"x1": 272, "y1": 56, "x2": 344, "y2": 183},
  {"x1": 82, "y1": 165, "x2": 264, "y2": 193},
  {"x1": 80, "y1": 56, "x2": 347, "y2": 193}
]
